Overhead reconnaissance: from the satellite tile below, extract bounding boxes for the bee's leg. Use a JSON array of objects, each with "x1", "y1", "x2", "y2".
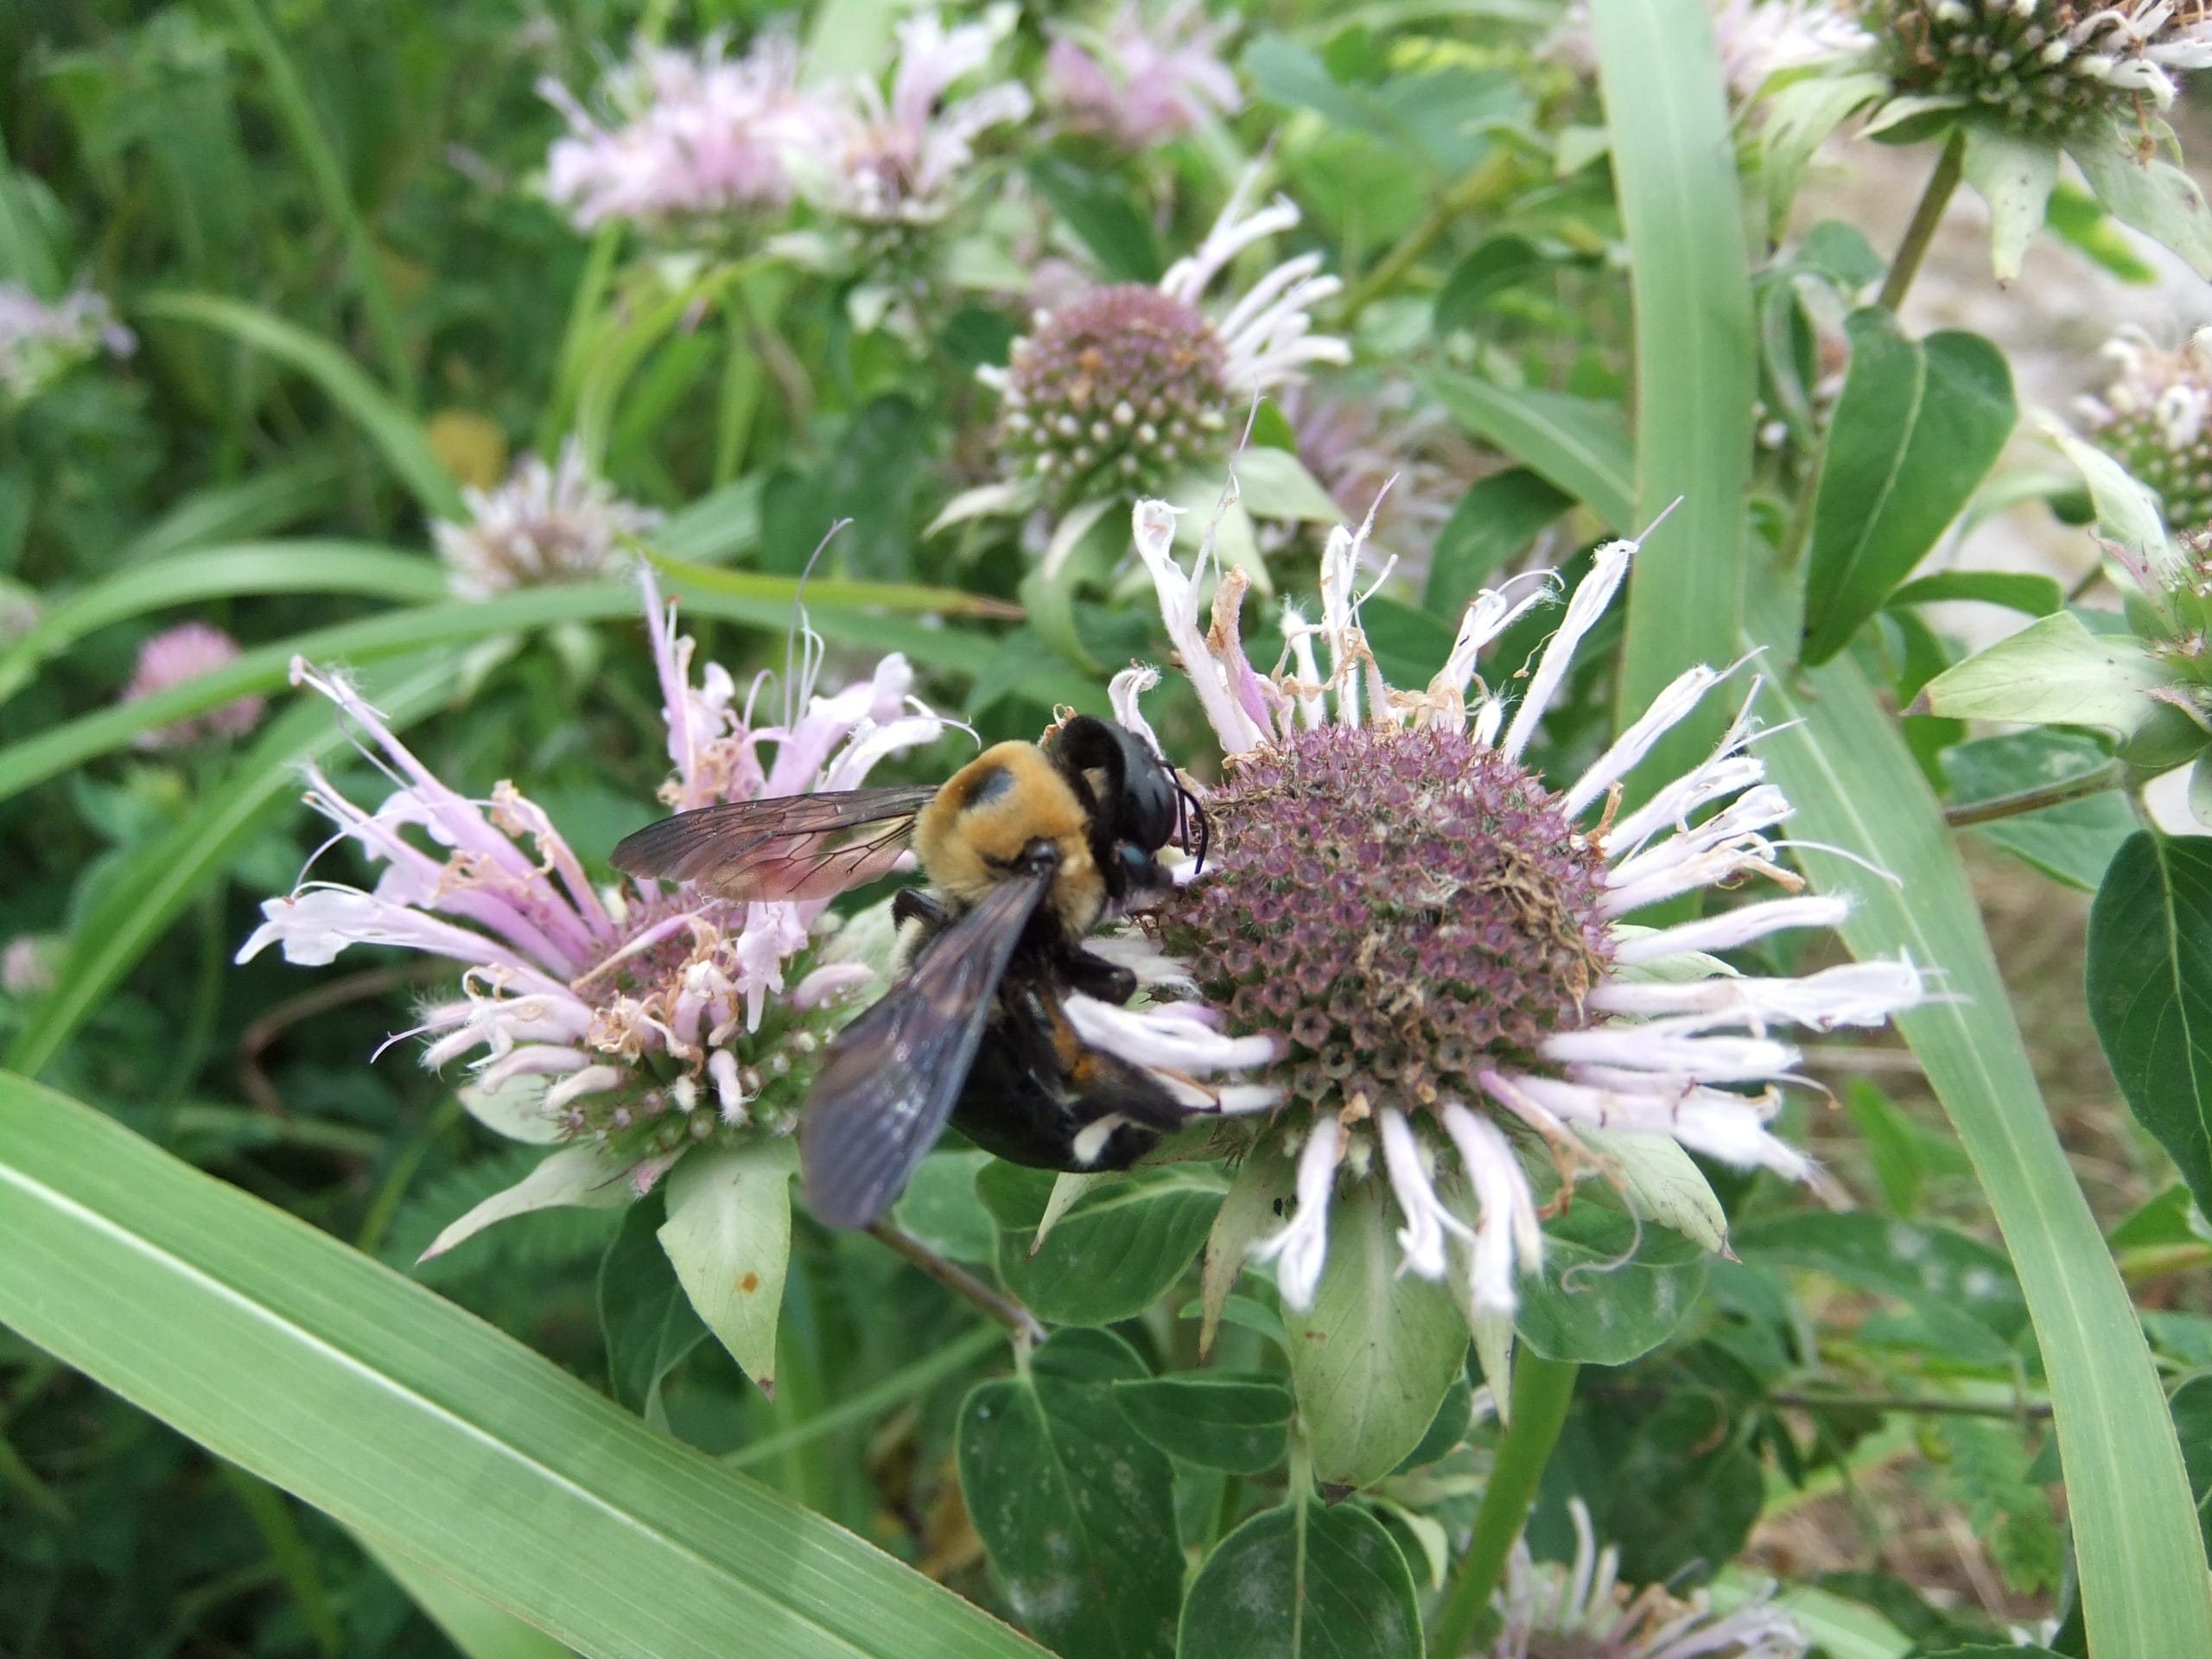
[
  {"x1": 892, "y1": 886, "x2": 954, "y2": 930},
  {"x1": 1062, "y1": 947, "x2": 1138, "y2": 1005}
]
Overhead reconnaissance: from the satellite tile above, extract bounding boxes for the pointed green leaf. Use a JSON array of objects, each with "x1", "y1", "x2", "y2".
[
  {"x1": 1912, "y1": 611, "x2": 2172, "y2": 737},
  {"x1": 1579, "y1": 1128, "x2": 1730, "y2": 1254},
  {"x1": 1802, "y1": 311, "x2": 2017, "y2": 664},
  {"x1": 980, "y1": 1163, "x2": 1222, "y2": 1326},
  {"x1": 1514, "y1": 1205, "x2": 1706, "y2": 1364},
  {"x1": 0, "y1": 1076, "x2": 1046, "y2": 1658},
  {"x1": 1198, "y1": 1143, "x2": 1296, "y2": 1357},
  {"x1": 423, "y1": 1144, "x2": 633, "y2": 1262},
  {"x1": 2088, "y1": 833, "x2": 2212, "y2": 1224},
  {"x1": 1421, "y1": 370, "x2": 1635, "y2": 531},
  {"x1": 956, "y1": 1330, "x2": 1181, "y2": 1659},
  {"x1": 1282, "y1": 1178, "x2": 1468, "y2": 1488},
  {"x1": 1175, "y1": 1499, "x2": 1420, "y2": 1659},
  {"x1": 1887, "y1": 569, "x2": 2062, "y2": 618},
  {"x1": 2073, "y1": 143, "x2": 2212, "y2": 278},
  {"x1": 358, "y1": 1531, "x2": 576, "y2": 1659},
  {"x1": 600, "y1": 1193, "x2": 709, "y2": 1421},
  {"x1": 1961, "y1": 122, "x2": 2059, "y2": 283},
  {"x1": 658, "y1": 1135, "x2": 797, "y2": 1393},
  {"x1": 1111, "y1": 1374, "x2": 1292, "y2": 1474},
  {"x1": 1234, "y1": 445, "x2": 1345, "y2": 524},
  {"x1": 1424, "y1": 467, "x2": 1574, "y2": 618}
]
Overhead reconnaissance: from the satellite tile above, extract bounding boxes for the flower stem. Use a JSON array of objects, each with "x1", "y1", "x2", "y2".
[
  {"x1": 1338, "y1": 150, "x2": 1517, "y2": 325},
  {"x1": 1876, "y1": 130, "x2": 1965, "y2": 315},
  {"x1": 867, "y1": 1220, "x2": 1045, "y2": 1344},
  {"x1": 1943, "y1": 760, "x2": 2129, "y2": 828},
  {"x1": 1427, "y1": 1351, "x2": 1579, "y2": 1658},
  {"x1": 723, "y1": 1321, "x2": 1003, "y2": 1471}
]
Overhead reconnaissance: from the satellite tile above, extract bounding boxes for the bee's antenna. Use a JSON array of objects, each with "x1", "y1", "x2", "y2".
[
  {"x1": 1173, "y1": 771, "x2": 1210, "y2": 875},
  {"x1": 784, "y1": 519, "x2": 850, "y2": 732}
]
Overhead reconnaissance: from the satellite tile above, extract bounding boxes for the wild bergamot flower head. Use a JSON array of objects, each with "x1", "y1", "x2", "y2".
[
  {"x1": 2080, "y1": 326, "x2": 2212, "y2": 536},
  {"x1": 1125, "y1": 496, "x2": 1923, "y2": 1363},
  {"x1": 431, "y1": 438, "x2": 662, "y2": 599}
]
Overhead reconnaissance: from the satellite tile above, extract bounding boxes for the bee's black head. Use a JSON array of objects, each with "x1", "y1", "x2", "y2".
[{"x1": 1052, "y1": 714, "x2": 1206, "y2": 904}]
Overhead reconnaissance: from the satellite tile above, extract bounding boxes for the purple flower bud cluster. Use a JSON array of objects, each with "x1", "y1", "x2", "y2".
[
  {"x1": 999, "y1": 284, "x2": 1229, "y2": 507},
  {"x1": 1157, "y1": 722, "x2": 1613, "y2": 1120}
]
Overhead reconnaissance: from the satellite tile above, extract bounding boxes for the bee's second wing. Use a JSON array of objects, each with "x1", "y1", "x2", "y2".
[
  {"x1": 800, "y1": 868, "x2": 1051, "y2": 1229},
  {"x1": 608, "y1": 785, "x2": 937, "y2": 903}
]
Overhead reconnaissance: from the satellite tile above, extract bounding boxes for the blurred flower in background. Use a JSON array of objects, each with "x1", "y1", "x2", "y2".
[
  {"x1": 2, "y1": 936, "x2": 56, "y2": 1000},
  {"x1": 123, "y1": 622, "x2": 265, "y2": 749},
  {"x1": 797, "y1": 8, "x2": 1032, "y2": 226},
  {"x1": 237, "y1": 569, "x2": 950, "y2": 1255},
  {"x1": 0, "y1": 282, "x2": 134, "y2": 405},
  {"x1": 432, "y1": 438, "x2": 663, "y2": 598},
  {"x1": 2079, "y1": 326, "x2": 2212, "y2": 536},
  {"x1": 1549, "y1": 0, "x2": 1868, "y2": 99},
  {"x1": 982, "y1": 176, "x2": 1349, "y2": 512},
  {"x1": 1273, "y1": 379, "x2": 1484, "y2": 571},
  {"x1": 1483, "y1": 1501, "x2": 1808, "y2": 1658},
  {"x1": 539, "y1": 30, "x2": 816, "y2": 231},
  {"x1": 1044, "y1": 0, "x2": 1243, "y2": 147},
  {"x1": 1131, "y1": 497, "x2": 1921, "y2": 1370}
]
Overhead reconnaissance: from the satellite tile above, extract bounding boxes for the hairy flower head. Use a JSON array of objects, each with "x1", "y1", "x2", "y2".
[
  {"x1": 1125, "y1": 495, "x2": 1922, "y2": 1358},
  {"x1": 432, "y1": 439, "x2": 662, "y2": 598}
]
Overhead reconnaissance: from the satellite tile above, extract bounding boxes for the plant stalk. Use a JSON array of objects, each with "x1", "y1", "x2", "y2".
[
  {"x1": 1427, "y1": 1352, "x2": 1579, "y2": 1657},
  {"x1": 1339, "y1": 150, "x2": 1517, "y2": 325},
  {"x1": 868, "y1": 1220, "x2": 1045, "y2": 1344},
  {"x1": 1943, "y1": 760, "x2": 2129, "y2": 828},
  {"x1": 1876, "y1": 130, "x2": 1966, "y2": 315}
]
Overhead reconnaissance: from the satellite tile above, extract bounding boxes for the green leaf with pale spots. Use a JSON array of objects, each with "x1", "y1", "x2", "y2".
[
  {"x1": 1736, "y1": 1212, "x2": 2026, "y2": 1369},
  {"x1": 1111, "y1": 1374, "x2": 1291, "y2": 1474},
  {"x1": 1911, "y1": 611, "x2": 2174, "y2": 740},
  {"x1": 1175, "y1": 1499, "x2": 1420, "y2": 1659},
  {"x1": 1514, "y1": 1203, "x2": 1705, "y2": 1365},
  {"x1": 1961, "y1": 120, "x2": 2058, "y2": 283},
  {"x1": 1282, "y1": 1178, "x2": 1468, "y2": 1488},
  {"x1": 956, "y1": 1330, "x2": 1181, "y2": 1659}
]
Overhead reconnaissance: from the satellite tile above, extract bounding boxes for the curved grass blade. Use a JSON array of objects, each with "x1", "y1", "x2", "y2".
[
  {"x1": 646, "y1": 551, "x2": 1022, "y2": 620},
  {"x1": 0, "y1": 1075, "x2": 1046, "y2": 1659},
  {"x1": 5, "y1": 652, "x2": 455, "y2": 1077},
  {"x1": 139, "y1": 294, "x2": 461, "y2": 519},
  {"x1": 119, "y1": 454, "x2": 347, "y2": 566},
  {"x1": 0, "y1": 542, "x2": 445, "y2": 707},
  {"x1": 1589, "y1": 0, "x2": 1756, "y2": 791},
  {"x1": 1420, "y1": 370, "x2": 1635, "y2": 531},
  {"x1": 1745, "y1": 582, "x2": 2212, "y2": 1657},
  {"x1": 0, "y1": 579, "x2": 984, "y2": 806},
  {"x1": 220, "y1": 0, "x2": 414, "y2": 402}
]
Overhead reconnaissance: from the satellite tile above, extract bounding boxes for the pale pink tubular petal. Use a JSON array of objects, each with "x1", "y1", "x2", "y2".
[
  {"x1": 1440, "y1": 1099, "x2": 1539, "y2": 1314},
  {"x1": 1132, "y1": 499, "x2": 1267, "y2": 754},
  {"x1": 1061, "y1": 994, "x2": 1281, "y2": 1074},
  {"x1": 1587, "y1": 957, "x2": 1924, "y2": 1032},
  {"x1": 1612, "y1": 894, "x2": 1850, "y2": 964},
  {"x1": 1249, "y1": 1116, "x2": 1344, "y2": 1311},
  {"x1": 1562, "y1": 663, "x2": 1719, "y2": 817},
  {"x1": 1502, "y1": 537, "x2": 1633, "y2": 760}
]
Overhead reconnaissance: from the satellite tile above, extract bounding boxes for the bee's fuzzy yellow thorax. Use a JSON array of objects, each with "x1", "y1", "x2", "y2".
[{"x1": 915, "y1": 741, "x2": 1103, "y2": 934}]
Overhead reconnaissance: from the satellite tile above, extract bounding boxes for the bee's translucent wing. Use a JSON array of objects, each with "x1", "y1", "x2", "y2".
[
  {"x1": 608, "y1": 785, "x2": 937, "y2": 903},
  {"x1": 799, "y1": 863, "x2": 1052, "y2": 1229}
]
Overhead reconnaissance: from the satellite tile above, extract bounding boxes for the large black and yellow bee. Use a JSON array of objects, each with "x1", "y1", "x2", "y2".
[{"x1": 609, "y1": 714, "x2": 1206, "y2": 1229}]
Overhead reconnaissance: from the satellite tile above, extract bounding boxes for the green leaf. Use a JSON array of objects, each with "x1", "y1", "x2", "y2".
[
  {"x1": 1514, "y1": 1205, "x2": 1706, "y2": 1365},
  {"x1": 0, "y1": 1075, "x2": 1046, "y2": 1659},
  {"x1": 423, "y1": 1144, "x2": 635, "y2": 1262},
  {"x1": 1110, "y1": 1375, "x2": 1292, "y2": 1474},
  {"x1": 1424, "y1": 468, "x2": 1573, "y2": 620},
  {"x1": 5, "y1": 652, "x2": 456, "y2": 1077},
  {"x1": 2071, "y1": 142, "x2": 2212, "y2": 279},
  {"x1": 1910, "y1": 611, "x2": 2173, "y2": 739},
  {"x1": 1433, "y1": 232, "x2": 1549, "y2": 335},
  {"x1": 658, "y1": 1136, "x2": 797, "y2": 1394},
  {"x1": 1234, "y1": 445, "x2": 1345, "y2": 524},
  {"x1": 1961, "y1": 121, "x2": 2059, "y2": 283},
  {"x1": 357, "y1": 1531, "x2": 576, "y2": 1659},
  {"x1": 1282, "y1": 1178, "x2": 1468, "y2": 1488},
  {"x1": 1175, "y1": 1499, "x2": 1420, "y2": 1659},
  {"x1": 1802, "y1": 311, "x2": 2018, "y2": 664},
  {"x1": 980, "y1": 1164, "x2": 1222, "y2": 1326},
  {"x1": 1027, "y1": 160, "x2": 1161, "y2": 283},
  {"x1": 139, "y1": 293, "x2": 460, "y2": 519},
  {"x1": 956, "y1": 1329, "x2": 1181, "y2": 1659},
  {"x1": 893, "y1": 1149, "x2": 996, "y2": 1263},
  {"x1": 118, "y1": 453, "x2": 347, "y2": 565},
  {"x1": 1736, "y1": 1212, "x2": 2025, "y2": 1367},
  {"x1": 1945, "y1": 731, "x2": 2134, "y2": 891},
  {"x1": 1578, "y1": 1127, "x2": 1729, "y2": 1253},
  {"x1": 0, "y1": 541, "x2": 445, "y2": 707},
  {"x1": 1888, "y1": 569, "x2": 2062, "y2": 617},
  {"x1": 0, "y1": 579, "x2": 980, "y2": 806},
  {"x1": 599, "y1": 1193, "x2": 709, "y2": 1423},
  {"x1": 653, "y1": 476, "x2": 764, "y2": 566},
  {"x1": 1761, "y1": 73, "x2": 1889, "y2": 230},
  {"x1": 1198, "y1": 1145, "x2": 1295, "y2": 1357},
  {"x1": 2169, "y1": 1374, "x2": 2212, "y2": 1558},
  {"x1": 1421, "y1": 370, "x2": 1635, "y2": 530},
  {"x1": 2043, "y1": 417, "x2": 2171, "y2": 568},
  {"x1": 1591, "y1": 0, "x2": 1757, "y2": 787},
  {"x1": 2088, "y1": 833, "x2": 2212, "y2": 1224},
  {"x1": 1749, "y1": 572, "x2": 2212, "y2": 1657}
]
